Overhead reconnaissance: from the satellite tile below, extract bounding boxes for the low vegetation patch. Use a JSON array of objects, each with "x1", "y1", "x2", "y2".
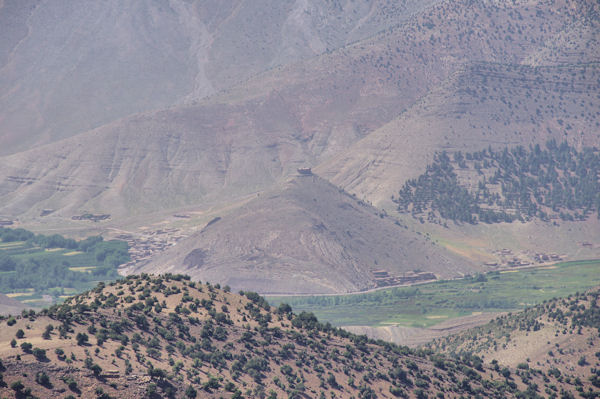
[
  {"x1": 394, "y1": 140, "x2": 600, "y2": 224},
  {"x1": 0, "y1": 227, "x2": 129, "y2": 303},
  {"x1": 268, "y1": 260, "x2": 600, "y2": 327}
]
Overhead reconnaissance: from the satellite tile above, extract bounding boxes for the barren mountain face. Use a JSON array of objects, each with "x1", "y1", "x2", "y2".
[
  {"x1": 131, "y1": 176, "x2": 473, "y2": 294},
  {"x1": 318, "y1": 62, "x2": 600, "y2": 207},
  {"x1": 0, "y1": 0, "x2": 599, "y2": 296},
  {"x1": 0, "y1": 0, "x2": 431, "y2": 155},
  {"x1": 1, "y1": 0, "x2": 595, "y2": 222}
]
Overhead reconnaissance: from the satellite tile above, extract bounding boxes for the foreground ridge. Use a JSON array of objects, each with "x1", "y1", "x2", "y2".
[
  {"x1": 431, "y1": 287, "x2": 600, "y2": 398},
  {"x1": 0, "y1": 274, "x2": 579, "y2": 398}
]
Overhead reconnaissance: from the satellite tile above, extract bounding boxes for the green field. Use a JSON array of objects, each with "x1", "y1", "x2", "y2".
[
  {"x1": 268, "y1": 260, "x2": 600, "y2": 328},
  {"x1": 0, "y1": 227, "x2": 129, "y2": 306}
]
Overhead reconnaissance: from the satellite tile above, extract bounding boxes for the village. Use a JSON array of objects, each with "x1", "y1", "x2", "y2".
[
  {"x1": 371, "y1": 269, "x2": 437, "y2": 288},
  {"x1": 484, "y1": 247, "x2": 565, "y2": 269},
  {"x1": 114, "y1": 227, "x2": 187, "y2": 269}
]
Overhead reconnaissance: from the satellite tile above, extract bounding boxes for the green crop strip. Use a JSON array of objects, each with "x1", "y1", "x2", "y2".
[{"x1": 268, "y1": 260, "x2": 600, "y2": 328}]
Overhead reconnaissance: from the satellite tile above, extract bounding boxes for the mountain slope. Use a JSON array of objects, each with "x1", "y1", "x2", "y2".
[
  {"x1": 524, "y1": 19, "x2": 600, "y2": 66},
  {"x1": 317, "y1": 61, "x2": 600, "y2": 208},
  {"x1": 0, "y1": 0, "x2": 593, "y2": 223},
  {"x1": 129, "y1": 176, "x2": 473, "y2": 295},
  {"x1": 0, "y1": 274, "x2": 555, "y2": 398},
  {"x1": 394, "y1": 141, "x2": 600, "y2": 224},
  {"x1": 430, "y1": 287, "x2": 600, "y2": 396},
  {"x1": 0, "y1": 101, "x2": 317, "y2": 218},
  {"x1": 0, "y1": 0, "x2": 433, "y2": 155}
]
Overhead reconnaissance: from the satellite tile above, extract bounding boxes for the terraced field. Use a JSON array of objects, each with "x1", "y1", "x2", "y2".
[{"x1": 0, "y1": 228, "x2": 129, "y2": 307}]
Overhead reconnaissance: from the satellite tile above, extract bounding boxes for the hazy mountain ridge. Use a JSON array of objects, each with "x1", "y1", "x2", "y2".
[
  {"x1": 0, "y1": 0, "x2": 592, "y2": 222},
  {"x1": 0, "y1": 92, "x2": 373, "y2": 219},
  {"x1": 0, "y1": 0, "x2": 434, "y2": 155}
]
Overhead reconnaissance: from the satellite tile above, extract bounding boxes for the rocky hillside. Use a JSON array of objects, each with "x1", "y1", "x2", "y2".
[
  {"x1": 129, "y1": 176, "x2": 473, "y2": 295},
  {"x1": 429, "y1": 288, "x2": 600, "y2": 397},
  {"x1": 0, "y1": 274, "x2": 582, "y2": 398},
  {"x1": 0, "y1": 0, "x2": 432, "y2": 155},
  {"x1": 1, "y1": 0, "x2": 596, "y2": 222},
  {"x1": 394, "y1": 141, "x2": 600, "y2": 224},
  {"x1": 318, "y1": 61, "x2": 600, "y2": 209}
]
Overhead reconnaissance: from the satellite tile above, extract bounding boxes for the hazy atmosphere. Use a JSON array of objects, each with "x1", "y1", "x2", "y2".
[{"x1": 0, "y1": 0, "x2": 599, "y2": 398}]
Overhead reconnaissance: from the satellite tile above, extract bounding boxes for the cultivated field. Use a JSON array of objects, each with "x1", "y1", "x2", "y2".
[
  {"x1": 268, "y1": 260, "x2": 600, "y2": 329},
  {"x1": 0, "y1": 229, "x2": 128, "y2": 309}
]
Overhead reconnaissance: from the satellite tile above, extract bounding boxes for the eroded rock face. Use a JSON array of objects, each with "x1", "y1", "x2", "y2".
[
  {"x1": 0, "y1": 0, "x2": 595, "y2": 222},
  {"x1": 0, "y1": 0, "x2": 431, "y2": 155},
  {"x1": 1, "y1": 0, "x2": 597, "y2": 222}
]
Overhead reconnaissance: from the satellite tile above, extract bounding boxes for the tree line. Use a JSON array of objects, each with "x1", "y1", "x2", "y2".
[{"x1": 394, "y1": 140, "x2": 600, "y2": 224}]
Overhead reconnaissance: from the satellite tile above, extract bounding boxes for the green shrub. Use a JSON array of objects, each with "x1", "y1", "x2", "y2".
[
  {"x1": 35, "y1": 371, "x2": 51, "y2": 387},
  {"x1": 33, "y1": 347, "x2": 48, "y2": 361},
  {"x1": 20, "y1": 341, "x2": 32, "y2": 353},
  {"x1": 76, "y1": 332, "x2": 89, "y2": 346},
  {"x1": 10, "y1": 380, "x2": 24, "y2": 392}
]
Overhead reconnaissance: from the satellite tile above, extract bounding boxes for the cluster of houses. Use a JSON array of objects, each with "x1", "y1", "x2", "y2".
[
  {"x1": 532, "y1": 252, "x2": 562, "y2": 263},
  {"x1": 485, "y1": 248, "x2": 564, "y2": 268},
  {"x1": 116, "y1": 228, "x2": 186, "y2": 267},
  {"x1": 71, "y1": 213, "x2": 111, "y2": 222},
  {"x1": 372, "y1": 269, "x2": 437, "y2": 287}
]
